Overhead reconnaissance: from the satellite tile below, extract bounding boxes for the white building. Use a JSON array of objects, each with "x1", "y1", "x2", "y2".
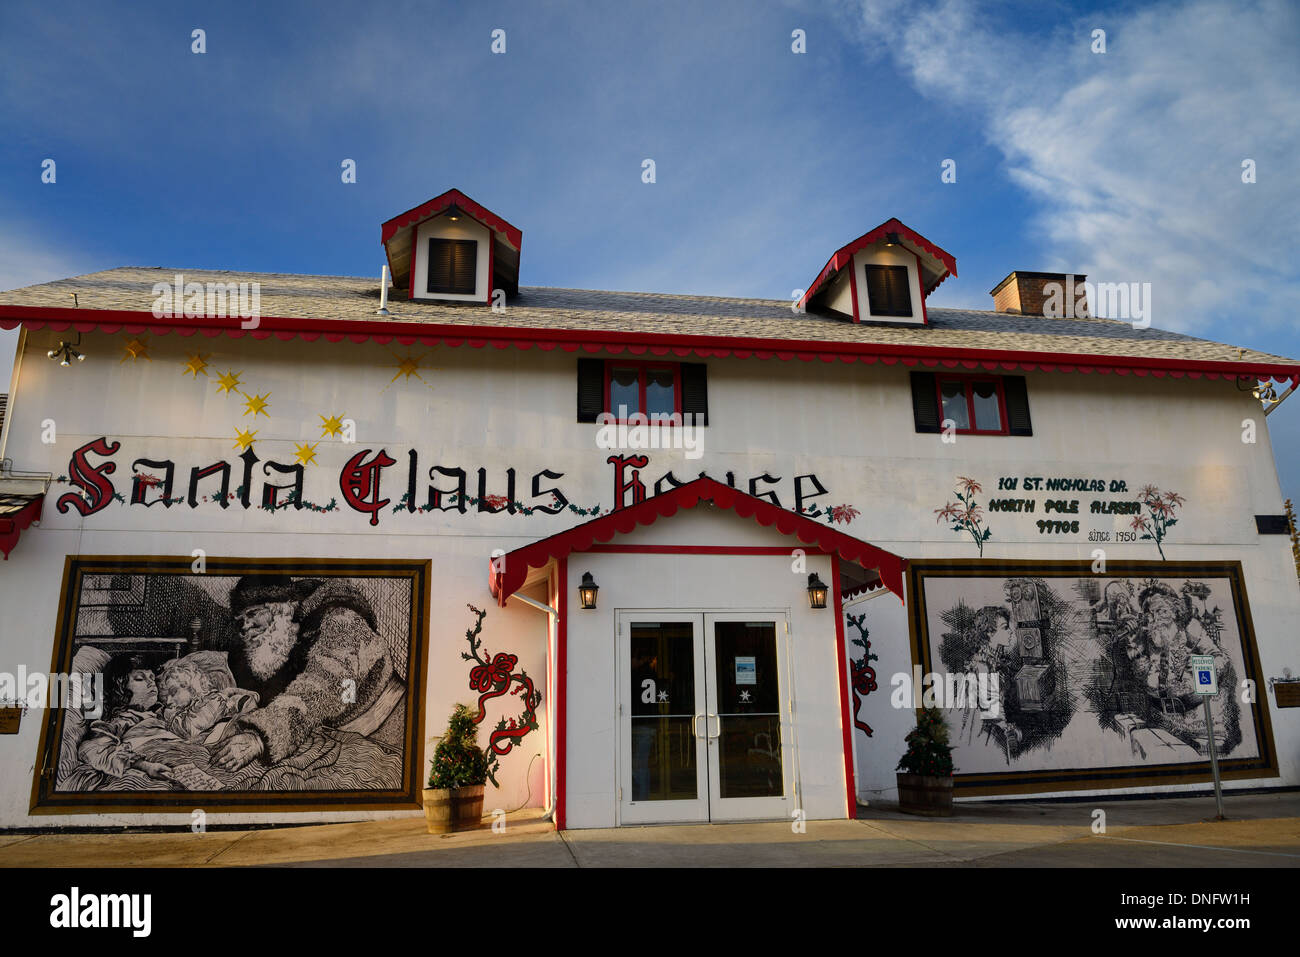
[{"x1": 0, "y1": 188, "x2": 1296, "y2": 830}]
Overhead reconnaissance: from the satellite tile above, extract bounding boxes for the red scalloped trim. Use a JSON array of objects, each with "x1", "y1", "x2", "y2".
[
  {"x1": 488, "y1": 477, "x2": 907, "y2": 605},
  {"x1": 2, "y1": 307, "x2": 1295, "y2": 382},
  {"x1": 380, "y1": 188, "x2": 523, "y2": 249},
  {"x1": 0, "y1": 494, "x2": 44, "y2": 560}
]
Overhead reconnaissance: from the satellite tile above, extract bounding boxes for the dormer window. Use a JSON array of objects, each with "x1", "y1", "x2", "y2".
[
  {"x1": 427, "y1": 238, "x2": 477, "y2": 295},
  {"x1": 798, "y1": 218, "x2": 956, "y2": 327},
  {"x1": 865, "y1": 264, "x2": 912, "y2": 317},
  {"x1": 380, "y1": 189, "x2": 523, "y2": 305}
]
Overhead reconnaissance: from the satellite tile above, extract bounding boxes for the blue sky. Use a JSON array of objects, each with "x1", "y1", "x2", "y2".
[{"x1": 1, "y1": 0, "x2": 1297, "y2": 502}]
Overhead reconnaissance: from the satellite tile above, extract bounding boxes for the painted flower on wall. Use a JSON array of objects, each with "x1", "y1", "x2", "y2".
[
  {"x1": 1135, "y1": 486, "x2": 1184, "y2": 560},
  {"x1": 829, "y1": 504, "x2": 860, "y2": 525},
  {"x1": 937, "y1": 476, "x2": 993, "y2": 557}
]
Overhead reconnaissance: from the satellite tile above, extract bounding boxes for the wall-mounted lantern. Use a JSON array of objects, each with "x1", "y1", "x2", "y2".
[
  {"x1": 578, "y1": 572, "x2": 599, "y2": 610},
  {"x1": 807, "y1": 573, "x2": 828, "y2": 609}
]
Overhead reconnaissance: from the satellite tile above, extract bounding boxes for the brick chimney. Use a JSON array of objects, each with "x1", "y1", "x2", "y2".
[{"x1": 990, "y1": 271, "x2": 1089, "y2": 317}]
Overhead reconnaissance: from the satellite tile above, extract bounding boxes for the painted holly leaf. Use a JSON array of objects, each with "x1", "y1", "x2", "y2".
[
  {"x1": 1165, "y1": 518, "x2": 1178, "y2": 528},
  {"x1": 981, "y1": 528, "x2": 992, "y2": 541}
]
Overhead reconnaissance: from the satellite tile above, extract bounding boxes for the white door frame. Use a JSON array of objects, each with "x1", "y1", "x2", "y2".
[
  {"x1": 703, "y1": 612, "x2": 796, "y2": 822},
  {"x1": 616, "y1": 611, "x2": 709, "y2": 825},
  {"x1": 616, "y1": 608, "x2": 795, "y2": 826}
]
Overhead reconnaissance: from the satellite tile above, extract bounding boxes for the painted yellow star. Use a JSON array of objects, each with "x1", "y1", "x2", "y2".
[
  {"x1": 232, "y1": 428, "x2": 258, "y2": 451},
  {"x1": 319, "y1": 414, "x2": 345, "y2": 438},
  {"x1": 215, "y1": 370, "x2": 243, "y2": 395},
  {"x1": 294, "y1": 442, "x2": 319, "y2": 466},
  {"x1": 120, "y1": 338, "x2": 151, "y2": 363},
  {"x1": 240, "y1": 390, "x2": 271, "y2": 418},
  {"x1": 383, "y1": 351, "x2": 435, "y2": 391},
  {"x1": 182, "y1": 353, "x2": 209, "y2": 377}
]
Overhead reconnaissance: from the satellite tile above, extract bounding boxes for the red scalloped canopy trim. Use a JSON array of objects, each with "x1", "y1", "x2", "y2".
[
  {"x1": 488, "y1": 477, "x2": 907, "y2": 606},
  {"x1": 801, "y1": 218, "x2": 958, "y2": 308},
  {"x1": 3, "y1": 307, "x2": 1296, "y2": 383},
  {"x1": 380, "y1": 188, "x2": 523, "y2": 250},
  {"x1": 0, "y1": 494, "x2": 44, "y2": 560}
]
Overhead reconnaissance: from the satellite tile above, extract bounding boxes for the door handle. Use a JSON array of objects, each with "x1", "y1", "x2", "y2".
[
  {"x1": 693, "y1": 714, "x2": 704, "y2": 738},
  {"x1": 708, "y1": 713, "x2": 720, "y2": 739}
]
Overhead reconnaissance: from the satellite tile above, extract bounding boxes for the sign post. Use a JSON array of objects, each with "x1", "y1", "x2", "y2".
[{"x1": 1191, "y1": 654, "x2": 1225, "y2": 820}]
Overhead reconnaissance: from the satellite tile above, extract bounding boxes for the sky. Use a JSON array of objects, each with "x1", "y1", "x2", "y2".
[{"x1": 1, "y1": 0, "x2": 1297, "y2": 502}]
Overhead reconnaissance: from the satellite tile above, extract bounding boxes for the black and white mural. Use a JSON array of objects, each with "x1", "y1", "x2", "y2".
[
  {"x1": 909, "y1": 561, "x2": 1277, "y2": 792},
  {"x1": 32, "y1": 557, "x2": 428, "y2": 812}
]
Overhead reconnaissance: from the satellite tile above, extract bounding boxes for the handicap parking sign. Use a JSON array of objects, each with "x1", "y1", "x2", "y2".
[{"x1": 1190, "y1": 654, "x2": 1218, "y2": 695}]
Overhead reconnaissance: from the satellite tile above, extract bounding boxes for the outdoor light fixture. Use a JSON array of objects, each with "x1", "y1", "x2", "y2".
[
  {"x1": 47, "y1": 334, "x2": 84, "y2": 367},
  {"x1": 883, "y1": 232, "x2": 901, "y2": 247},
  {"x1": 807, "y1": 573, "x2": 829, "y2": 609},
  {"x1": 1254, "y1": 384, "x2": 1279, "y2": 405},
  {"x1": 578, "y1": 572, "x2": 599, "y2": 610},
  {"x1": 1238, "y1": 376, "x2": 1280, "y2": 406}
]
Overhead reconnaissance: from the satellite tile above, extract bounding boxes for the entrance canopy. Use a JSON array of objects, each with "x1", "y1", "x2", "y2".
[
  {"x1": 0, "y1": 493, "x2": 44, "y2": 560},
  {"x1": 488, "y1": 477, "x2": 907, "y2": 605}
]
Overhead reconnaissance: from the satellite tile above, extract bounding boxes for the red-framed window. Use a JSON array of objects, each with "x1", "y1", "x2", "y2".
[
  {"x1": 935, "y1": 375, "x2": 1009, "y2": 435},
  {"x1": 604, "y1": 361, "x2": 682, "y2": 422}
]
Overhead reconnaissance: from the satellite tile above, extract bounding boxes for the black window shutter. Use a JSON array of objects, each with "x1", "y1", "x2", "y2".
[
  {"x1": 680, "y1": 363, "x2": 708, "y2": 425},
  {"x1": 577, "y1": 358, "x2": 605, "y2": 422},
  {"x1": 866, "y1": 265, "x2": 913, "y2": 317},
  {"x1": 1255, "y1": 515, "x2": 1291, "y2": 535},
  {"x1": 1003, "y1": 375, "x2": 1033, "y2": 435},
  {"x1": 427, "y1": 238, "x2": 477, "y2": 295},
  {"x1": 910, "y1": 372, "x2": 941, "y2": 433}
]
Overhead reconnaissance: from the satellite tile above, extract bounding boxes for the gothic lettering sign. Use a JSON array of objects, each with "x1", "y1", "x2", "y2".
[{"x1": 53, "y1": 438, "x2": 835, "y2": 525}]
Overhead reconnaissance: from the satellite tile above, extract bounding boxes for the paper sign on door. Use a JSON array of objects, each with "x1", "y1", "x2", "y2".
[{"x1": 735, "y1": 656, "x2": 756, "y2": 685}]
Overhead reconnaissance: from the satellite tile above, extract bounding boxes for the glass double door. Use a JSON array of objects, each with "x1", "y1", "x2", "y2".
[{"x1": 618, "y1": 611, "x2": 793, "y2": 824}]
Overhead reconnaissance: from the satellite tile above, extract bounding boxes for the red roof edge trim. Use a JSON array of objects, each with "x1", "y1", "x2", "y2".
[
  {"x1": 0, "y1": 494, "x2": 44, "y2": 560},
  {"x1": 380, "y1": 188, "x2": 523, "y2": 250},
  {"x1": 488, "y1": 477, "x2": 907, "y2": 606},
  {"x1": 2, "y1": 306, "x2": 1297, "y2": 382},
  {"x1": 799, "y1": 218, "x2": 958, "y2": 310}
]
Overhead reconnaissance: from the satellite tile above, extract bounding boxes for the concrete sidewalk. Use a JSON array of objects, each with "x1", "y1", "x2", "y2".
[{"x1": 2, "y1": 792, "x2": 1298, "y2": 868}]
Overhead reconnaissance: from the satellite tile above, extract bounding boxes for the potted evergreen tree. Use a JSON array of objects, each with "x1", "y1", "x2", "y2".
[
  {"x1": 423, "y1": 703, "x2": 488, "y2": 833},
  {"x1": 895, "y1": 705, "x2": 955, "y2": 816}
]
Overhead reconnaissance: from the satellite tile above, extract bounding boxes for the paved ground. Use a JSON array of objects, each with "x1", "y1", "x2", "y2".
[{"x1": 2, "y1": 792, "x2": 1297, "y2": 867}]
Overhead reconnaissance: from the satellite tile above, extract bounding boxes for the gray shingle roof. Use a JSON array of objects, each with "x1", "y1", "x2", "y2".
[{"x1": 1, "y1": 267, "x2": 1294, "y2": 366}]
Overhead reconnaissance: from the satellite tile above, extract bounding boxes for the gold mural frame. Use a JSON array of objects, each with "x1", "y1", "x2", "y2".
[
  {"x1": 906, "y1": 559, "x2": 1279, "y2": 796},
  {"x1": 30, "y1": 555, "x2": 431, "y2": 815}
]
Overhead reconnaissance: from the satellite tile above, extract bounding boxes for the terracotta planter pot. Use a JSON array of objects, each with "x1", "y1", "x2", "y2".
[
  {"x1": 896, "y1": 772, "x2": 953, "y2": 817},
  {"x1": 423, "y1": 785, "x2": 486, "y2": 833}
]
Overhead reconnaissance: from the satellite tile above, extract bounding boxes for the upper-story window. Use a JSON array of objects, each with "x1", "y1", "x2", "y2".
[
  {"x1": 578, "y1": 359, "x2": 708, "y2": 424},
  {"x1": 865, "y1": 264, "x2": 913, "y2": 318},
  {"x1": 938, "y1": 376, "x2": 1005, "y2": 433},
  {"x1": 911, "y1": 371, "x2": 1032, "y2": 436},
  {"x1": 608, "y1": 363, "x2": 679, "y2": 419},
  {"x1": 427, "y1": 238, "x2": 477, "y2": 295}
]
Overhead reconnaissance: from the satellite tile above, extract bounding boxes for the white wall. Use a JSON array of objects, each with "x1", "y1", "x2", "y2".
[
  {"x1": 0, "y1": 328, "x2": 1296, "y2": 825},
  {"x1": 410, "y1": 217, "x2": 491, "y2": 303},
  {"x1": 852, "y1": 245, "x2": 925, "y2": 324}
]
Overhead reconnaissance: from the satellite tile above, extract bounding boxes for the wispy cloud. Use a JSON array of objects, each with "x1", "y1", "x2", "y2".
[{"x1": 836, "y1": 0, "x2": 1300, "y2": 337}]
